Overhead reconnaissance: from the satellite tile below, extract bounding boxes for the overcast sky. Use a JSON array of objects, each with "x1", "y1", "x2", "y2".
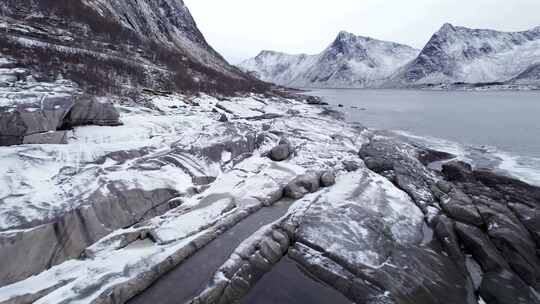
[{"x1": 184, "y1": 0, "x2": 540, "y2": 64}]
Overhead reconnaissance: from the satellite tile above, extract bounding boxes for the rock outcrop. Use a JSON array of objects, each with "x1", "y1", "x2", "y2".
[{"x1": 359, "y1": 134, "x2": 540, "y2": 304}]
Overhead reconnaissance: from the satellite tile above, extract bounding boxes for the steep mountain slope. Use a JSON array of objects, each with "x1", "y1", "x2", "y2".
[
  {"x1": 0, "y1": 0, "x2": 267, "y2": 95},
  {"x1": 239, "y1": 31, "x2": 419, "y2": 88},
  {"x1": 391, "y1": 23, "x2": 540, "y2": 85},
  {"x1": 510, "y1": 63, "x2": 540, "y2": 85}
]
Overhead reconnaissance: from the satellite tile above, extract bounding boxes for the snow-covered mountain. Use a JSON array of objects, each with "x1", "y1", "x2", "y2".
[
  {"x1": 391, "y1": 23, "x2": 540, "y2": 85},
  {"x1": 239, "y1": 31, "x2": 419, "y2": 88},
  {"x1": 0, "y1": 0, "x2": 265, "y2": 94}
]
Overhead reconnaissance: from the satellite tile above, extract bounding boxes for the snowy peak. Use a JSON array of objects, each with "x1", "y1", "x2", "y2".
[
  {"x1": 438, "y1": 23, "x2": 457, "y2": 34},
  {"x1": 239, "y1": 31, "x2": 419, "y2": 88},
  {"x1": 394, "y1": 24, "x2": 540, "y2": 85}
]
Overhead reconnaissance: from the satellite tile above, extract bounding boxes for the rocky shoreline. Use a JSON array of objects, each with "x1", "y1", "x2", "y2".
[{"x1": 0, "y1": 85, "x2": 538, "y2": 304}]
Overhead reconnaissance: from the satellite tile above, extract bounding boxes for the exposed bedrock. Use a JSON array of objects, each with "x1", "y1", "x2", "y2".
[
  {"x1": 0, "y1": 132, "x2": 261, "y2": 287},
  {"x1": 191, "y1": 169, "x2": 476, "y2": 304},
  {"x1": 359, "y1": 134, "x2": 540, "y2": 304},
  {"x1": 0, "y1": 187, "x2": 178, "y2": 287}
]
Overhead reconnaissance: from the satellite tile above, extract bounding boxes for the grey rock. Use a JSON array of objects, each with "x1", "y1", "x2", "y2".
[
  {"x1": 23, "y1": 130, "x2": 68, "y2": 145},
  {"x1": 320, "y1": 170, "x2": 336, "y2": 187},
  {"x1": 454, "y1": 223, "x2": 509, "y2": 272},
  {"x1": 342, "y1": 160, "x2": 361, "y2": 172},
  {"x1": 440, "y1": 196, "x2": 484, "y2": 227},
  {"x1": 62, "y1": 97, "x2": 121, "y2": 128},
  {"x1": 480, "y1": 270, "x2": 540, "y2": 304},
  {"x1": 442, "y1": 161, "x2": 475, "y2": 182},
  {"x1": 259, "y1": 238, "x2": 283, "y2": 264},
  {"x1": 283, "y1": 173, "x2": 320, "y2": 199},
  {"x1": 433, "y1": 215, "x2": 466, "y2": 270},
  {"x1": 0, "y1": 95, "x2": 121, "y2": 146},
  {"x1": 0, "y1": 186, "x2": 178, "y2": 286},
  {"x1": 269, "y1": 140, "x2": 291, "y2": 161},
  {"x1": 270, "y1": 145, "x2": 291, "y2": 162},
  {"x1": 218, "y1": 114, "x2": 228, "y2": 122}
]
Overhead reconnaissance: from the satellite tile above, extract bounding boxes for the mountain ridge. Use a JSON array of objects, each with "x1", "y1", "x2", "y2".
[
  {"x1": 0, "y1": 0, "x2": 267, "y2": 95},
  {"x1": 239, "y1": 31, "x2": 419, "y2": 88},
  {"x1": 241, "y1": 24, "x2": 540, "y2": 89}
]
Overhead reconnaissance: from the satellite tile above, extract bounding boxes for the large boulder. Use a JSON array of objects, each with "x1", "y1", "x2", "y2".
[
  {"x1": 0, "y1": 96, "x2": 121, "y2": 146},
  {"x1": 61, "y1": 97, "x2": 121, "y2": 128},
  {"x1": 283, "y1": 173, "x2": 320, "y2": 199},
  {"x1": 319, "y1": 171, "x2": 336, "y2": 187},
  {"x1": 269, "y1": 139, "x2": 292, "y2": 162}
]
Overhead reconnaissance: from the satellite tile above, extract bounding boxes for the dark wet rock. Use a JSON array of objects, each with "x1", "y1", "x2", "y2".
[
  {"x1": 442, "y1": 160, "x2": 475, "y2": 182},
  {"x1": 509, "y1": 202, "x2": 540, "y2": 246},
  {"x1": 342, "y1": 160, "x2": 361, "y2": 172},
  {"x1": 417, "y1": 148, "x2": 455, "y2": 165},
  {"x1": 359, "y1": 133, "x2": 540, "y2": 303},
  {"x1": 362, "y1": 157, "x2": 394, "y2": 173},
  {"x1": 245, "y1": 113, "x2": 283, "y2": 121},
  {"x1": 472, "y1": 169, "x2": 540, "y2": 208},
  {"x1": 319, "y1": 171, "x2": 336, "y2": 187},
  {"x1": 218, "y1": 114, "x2": 229, "y2": 122},
  {"x1": 433, "y1": 215, "x2": 467, "y2": 272},
  {"x1": 283, "y1": 173, "x2": 320, "y2": 199},
  {"x1": 193, "y1": 176, "x2": 218, "y2": 186},
  {"x1": 480, "y1": 270, "x2": 540, "y2": 304},
  {"x1": 269, "y1": 139, "x2": 292, "y2": 162},
  {"x1": 439, "y1": 191, "x2": 484, "y2": 227},
  {"x1": 455, "y1": 223, "x2": 508, "y2": 272},
  {"x1": 305, "y1": 96, "x2": 328, "y2": 105},
  {"x1": 476, "y1": 200, "x2": 540, "y2": 287}
]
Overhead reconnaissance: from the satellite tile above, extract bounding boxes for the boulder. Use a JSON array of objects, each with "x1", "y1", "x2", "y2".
[
  {"x1": 0, "y1": 95, "x2": 121, "y2": 146},
  {"x1": 320, "y1": 171, "x2": 336, "y2": 187},
  {"x1": 342, "y1": 160, "x2": 361, "y2": 172},
  {"x1": 61, "y1": 97, "x2": 121, "y2": 128},
  {"x1": 269, "y1": 139, "x2": 292, "y2": 162},
  {"x1": 218, "y1": 113, "x2": 229, "y2": 122},
  {"x1": 283, "y1": 173, "x2": 320, "y2": 199},
  {"x1": 305, "y1": 96, "x2": 328, "y2": 105}
]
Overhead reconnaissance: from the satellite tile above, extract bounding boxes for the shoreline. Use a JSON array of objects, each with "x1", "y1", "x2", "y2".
[{"x1": 0, "y1": 91, "x2": 539, "y2": 304}]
